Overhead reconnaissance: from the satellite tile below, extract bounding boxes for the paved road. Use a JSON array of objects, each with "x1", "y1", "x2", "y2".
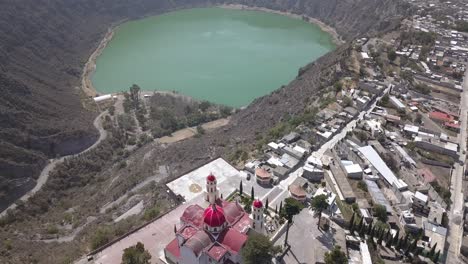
[
  {"x1": 0, "y1": 111, "x2": 108, "y2": 217},
  {"x1": 446, "y1": 70, "x2": 468, "y2": 263}
]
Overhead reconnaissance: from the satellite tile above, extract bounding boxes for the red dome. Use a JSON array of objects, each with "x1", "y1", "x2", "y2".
[
  {"x1": 253, "y1": 199, "x2": 263, "y2": 208},
  {"x1": 203, "y1": 205, "x2": 226, "y2": 227},
  {"x1": 207, "y1": 174, "x2": 216, "y2": 182}
]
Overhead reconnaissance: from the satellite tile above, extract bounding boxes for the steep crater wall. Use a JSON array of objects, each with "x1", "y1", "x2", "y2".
[{"x1": 0, "y1": 0, "x2": 411, "y2": 209}]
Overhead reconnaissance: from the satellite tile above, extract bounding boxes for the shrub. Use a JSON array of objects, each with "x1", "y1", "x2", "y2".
[{"x1": 90, "y1": 227, "x2": 112, "y2": 250}]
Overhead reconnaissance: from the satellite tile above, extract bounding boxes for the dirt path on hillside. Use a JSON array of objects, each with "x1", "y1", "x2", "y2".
[
  {"x1": 156, "y1": 118, "x2": 230, "y2": 144},
  {"x1": 0, "y1": 111, "x2": 108, "y2": 218}
]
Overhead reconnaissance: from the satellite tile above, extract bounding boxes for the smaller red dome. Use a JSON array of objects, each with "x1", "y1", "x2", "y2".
[
  {"x1": 203, "y1": 205, "x2": 226, "y2": 227},
  {"x1": 207, "y1": 174, "x2": 216, "y2": 182},
  {"x1": 253, "y1": 199, "x2": 263, "y2": 208}
]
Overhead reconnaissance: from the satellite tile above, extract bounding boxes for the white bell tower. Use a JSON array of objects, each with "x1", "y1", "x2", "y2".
[
  {"x1": 205, "y1": 173, "x2": 219, "y2": 204},
  {"x1": 251, "y1": 199, "x2": 264, "y2": 234}
]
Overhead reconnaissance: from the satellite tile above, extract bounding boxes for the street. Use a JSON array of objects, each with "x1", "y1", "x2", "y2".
[{"x1": 446, "y1": 69, "x2": 468, "y2": 263}]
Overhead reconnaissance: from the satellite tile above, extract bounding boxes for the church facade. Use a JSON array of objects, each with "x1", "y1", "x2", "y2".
[{"x1": 164, "y1": 173, "x2": 265, "y2": 264}]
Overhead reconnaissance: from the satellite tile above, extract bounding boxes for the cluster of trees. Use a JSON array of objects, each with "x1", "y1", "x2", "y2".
[
  {"x1": 348, "y1": 212, "x2": 441, "y2": 262},
  {"x1": 413, "y1": 83, "x2": 431, "y2": 95},
  {"x1": 256, "y1": 109, "x2": 318, "y2": 150},
  {"x1": 400, "y1": 31, "x2": 436, "y2": 47},
  {"x1": 242, "y1": 233, "x2": 281, "y2": 264},
  {"x1": 430, "y1": 181, "x2": 452, "y2": 206},
  {"x1": 149, "y1": 100, "x2": 232, "y2": 138},
  {"x1": 121, "y1": 242, "x2": 151, "y2": 264},
  {"x1": 455, "y1": 20, "x2": 468, "y2": 32},
  {"x1": 324, "y1": 246, "x2": 348, "y2": 264}
]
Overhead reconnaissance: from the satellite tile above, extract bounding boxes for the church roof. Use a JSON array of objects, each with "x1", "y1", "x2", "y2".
[
  {"x1": 207, "y1": 243, "x2": 228, "y2": 261},
  {"x1": 203, "y1": 204, "x2": 226, "y2": 227},
  {"x1": 207, "y1": 173, "x2": 216, "y2": 182},
  {"x1": 217, "y1": 228, "x2": 248, "y2": 254},
  {"x1": 165, "y1": 238, "x2": 181, "y2": 258},
  {"x1": 222, "y1": 201, "x2": 244, "y2": 224},
  {"x1": 181, "y1": 204, "x2": 205, "y2": 228},
  {"x1": 253, "y1": 199, "x2": 263, "y2": 208},
  {"x1": 185, "y1": 231, "x2": 212, "y2": 256}
]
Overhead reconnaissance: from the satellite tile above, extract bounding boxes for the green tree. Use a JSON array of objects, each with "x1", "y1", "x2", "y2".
[
  {"x1": 251, "y1": 186, "x2": 255, "y2": 199},
  {"x1": 283, "y1": 198, "x2": 304, "y2": 221},
  {"x1": 392, "y1": 230, "x2": 400, "y2": 247},
  {"x1": 220, "y1": 106, "x2": 232, "y2": 117},
  {"x1": 242, "y1": 233, "x2": 280, "y2": 264},
  {"x1": 91, "y1": 227, "x2": 111, "y2": 250},
  {"x1": 359, "y1": 222, "x2": 367, "y2": 237},
  {"x1": 199, "y1": 101, "x2": 211, "y2": 112},
  {"x1": 349, "y1": 212, "x2": 356, "y2": 234},
  {"x1": 121, "y1": 242, "x2": 151, "y2": 264},
  {"x1": 428, "y1": 243, "x2": 437, "y2": 258},
  {"x1": 387, "y1": 49, "x2": 397, "y2": 61},
  {"x1": 310, "y1": 194, "x2": 329, "y2": 228},
  {"x1": 109, "y1": 105, "x2": 115, "y2": 116},
  {"x1": 196, "y1": 125, "x2": 205, "y2": 135},
  {"x1": 239, "y1": 180, "x2": 243, "y2": 196},
  {"x1": 377, "y1": 229, "x2": 384, "y2": 245},
  {"x1": 324, "y1": 246, "x2": 348, "y2": 264},
  {"x1": 432, "y1": 250, "x2": 440, "y2": 263},
  {"x1": 373, "y1": 204, "x2": 388, "y2": 222},
  {"x1": 130, "y1": 84, "x2": 141, "y2": 109}
]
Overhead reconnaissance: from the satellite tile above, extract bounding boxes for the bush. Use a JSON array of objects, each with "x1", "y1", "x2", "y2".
[
  {"x1": 220, "y1": 106, "x2": 232, "y2": 117},
  {"x1": 374, "y1": 204, "x2": 388, "y2": 223},
  {"x1": 46, "y1": 225, "x2": 59, "y2": 234},
  {"x1": 414, "y1": 83, "x2": 431, "y2": 95},
  {"x1": 387, "y1": 49, "x2": 397, "y2": 61},
  {"x1": 357, "y1": 181, "x2": 368, "y2": 192},
  {"x1": 196, "y1": 125, "x2": 205, "y2": 135},
  {"x1": 122, "y1": 242, "x2": 151, "y2": 264},
  {"x1": 143, "y1": 206, "x2": 160, "y2": 221},
  {"x1": 199, "y1": 101, "x2": 211, "y2": 112},
  {"x1": 90, "y1": 227, "x2": 112, "y2": 250},
  {"x1": 4, "y1": 240, "x2": 12, "y2": 250}
]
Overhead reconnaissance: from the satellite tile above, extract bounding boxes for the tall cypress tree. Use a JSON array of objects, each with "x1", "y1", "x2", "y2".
[
  {"x1": 251, "y1": 186, "x2": 254, "y2": 200},
  {"x1": 384, "y1": 229, "x2": 391, "y2": 241},
  {"x1": 402, "y1": 234, "x2": 409, "y2": 251},
  {"x1": 393, "y1": 230, "x2": 400, "y2": 247},
  {"x1": 428, "y1": 243, "x2": 437, "y2": 257},
  {"x1": 409, "y1": 238, "x2": 418, "y2": 254},
  {"x1": 349, "y1": 213, "x2": 355, "y2": 229},
  {"x1": 359, "y1": 223, "x2": 367, "y2": 237},
  {"x1": 239, "y1": 180, "x2": 243, "y2": 196},
  {"x1": 386, "y1": 234, "x2": 393, "y2": 247},
  {"x1": 349, "y1": 213, "x2": 356, "y2": 235},
  {"x1": 432, "y1": 250, "x2": 440, "y2": 263},
  {"x1": 395, "y1": 236, "x2": 403, "y2": 251},
  {"x1": 367, "y1": 222, "x2": 374, "y2": 237},
  {"x1": 358, "y1": 218, "x2": 364, "y2": 233},
  {"x1": 377, "y1": 230, "x2": 384, "y2": 245}
]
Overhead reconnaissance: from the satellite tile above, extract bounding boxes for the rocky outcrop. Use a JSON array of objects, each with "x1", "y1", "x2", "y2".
[{"x1": 0, "y1": 0, "x2": 411, "y2": 206}]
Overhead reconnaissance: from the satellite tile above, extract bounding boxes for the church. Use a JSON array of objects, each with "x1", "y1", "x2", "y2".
[{"x1": 164, "y1": 173, "x2": 265, "y2": 264}]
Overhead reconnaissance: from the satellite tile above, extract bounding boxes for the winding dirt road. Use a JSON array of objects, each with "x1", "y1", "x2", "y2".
[{"x1": 0, "y1": 111, "x2": 108, "y2": 217}]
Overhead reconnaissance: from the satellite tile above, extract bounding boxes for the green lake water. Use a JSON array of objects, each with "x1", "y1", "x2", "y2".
[{"x1": 92, "y1": 8, "x2": 335, "y2": 107}]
